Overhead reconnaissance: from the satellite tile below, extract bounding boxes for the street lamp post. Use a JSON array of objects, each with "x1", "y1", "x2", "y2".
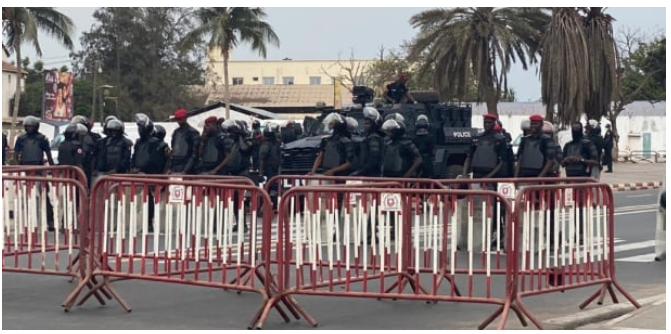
[
  {"x1": 91, "y1": 60, "x2": 102, "y2": 123},
  {"x1": 97, "y1": 85, "x2": 114, "y2": 122},
  {"x1": 103, "y1": 96, "x2": 119, "y2": 119}
]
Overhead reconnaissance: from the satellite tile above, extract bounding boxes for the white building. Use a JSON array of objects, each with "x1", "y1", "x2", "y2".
[{"x1": 2, "y1": 46, "x2": 27, "y2": 121}]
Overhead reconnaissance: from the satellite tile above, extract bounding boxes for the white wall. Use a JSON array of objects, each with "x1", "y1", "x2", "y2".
[{"x1": 2, "y1": 72, "x2": 24, "y2": 119}]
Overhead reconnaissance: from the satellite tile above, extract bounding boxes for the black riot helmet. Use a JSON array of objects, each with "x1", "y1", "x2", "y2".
[
  {"x1": 135, "y1": 113, "x2": 154, "y2": 138},
  {"x1": 70, "y1": 115, "x2": 90, "y2": 129},
  {"x1": 324, "y1": 112, "x2": 347, "y2": 135},
  {"x1": 252, "y1": 119, "x2": 261, "y2": 129},
  {"x1": 222, "y1": 120, "x2": 241, "y2": 137},
  {"x1": 23, "y1": 116, "x2": 40, "y2": 133},
  {"x1": 106, "y1": 119, "x2": 124, "y2": 137},
  {"x1": 102, "y1": 115, "x2": 118, "y2": 136},
  {"x1": 153, "y1": 124, "x2": 166, "y2": 140},
  {"x1": 64, "y1": 123, "x2": 78, "y2": 140}
]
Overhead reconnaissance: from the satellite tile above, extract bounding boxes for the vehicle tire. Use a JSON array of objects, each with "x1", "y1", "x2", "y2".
[{"x1": 445, "y1": 164, "x2": 463, "y2": 179}]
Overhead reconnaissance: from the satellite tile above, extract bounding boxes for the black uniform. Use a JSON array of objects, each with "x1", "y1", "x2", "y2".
[
  {"x1": 319, "y1": 134, "x2": 357, "y2": 176},
  {"x1": 468, "y1": 131, "x2": 508, "y2": 179},
  {"x1": 385, "y1": 81, "x2": 409, "y2": 103},
  {"x1": 602, "y1": 129, "x2": 614, "y2": 172},
  {"x1": 197, "y1": 132, "x2": 227, "y2": 175},
  {"x1": 251, "y1": 128, "x2": 262, "y2": 171},
  {"x1": 355, "y1": 132, "x2": 384, "y2": 177},
  {"x1": 170, "y1": 124, "x2": 200, "y2": 174},
  {"x1": 132, "y1": 137, "x2": 163, "y2": 174},
  {"x1": 2, "y1": 133, "x2": 8, "y2": 165},
  {"x1": 14, "y1": 132, "x2": 50, "y2": 165},
  {"x1": 97, "y1": 136, "x2": 133, "y2": 174},
  {"x1": 382, "y1": 136, "x2": 421, "y2": 178},
  {"x1": 516, "y1": 134, "x2": 556, "y2": 177},
  {"x1": 58, "y1": 138, "x2": 86, "y2": 168},
  {"x1": 413, "y1": 133, "x2": 436, "y2": 178},
  {"x1": 259, "y1": 136, "x2": 282, "y2": 200},
  {"x1": 562, "y1": 138, "x2": 598, "y2": 177}
]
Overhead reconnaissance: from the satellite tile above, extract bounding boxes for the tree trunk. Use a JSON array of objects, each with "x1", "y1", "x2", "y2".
[
  {"x1": 10, "y1": 45, "x2": 22, "y2": 146},
  {"x1": 485, "y1": 88, "x2": 498, "y2": 115},
  {"x1": 545, "y1": 103, "x2": 554, "y2": 123},
  {"x1": 609, "y1": 110, "x2": 621, "y2": 161},
  {"x1": 223, "y1": 49, "x2": 231, "y2": 120}
]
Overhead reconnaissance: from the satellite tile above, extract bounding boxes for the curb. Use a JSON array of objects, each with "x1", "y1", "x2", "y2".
[
  {"x1": 610, "y1": 181, "x2": 664, "y2": 192},
  {"x1": 543, "y1": 293, "x2": 666, "y2": 330}
]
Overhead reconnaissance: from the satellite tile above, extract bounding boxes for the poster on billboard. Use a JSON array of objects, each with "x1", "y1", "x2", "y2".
[{"x1": 43, "y1": 70, "x2": 74, "y2": 122}]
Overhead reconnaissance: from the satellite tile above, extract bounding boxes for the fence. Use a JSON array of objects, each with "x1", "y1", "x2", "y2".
[{"x1": 252, "y1": 186, "x2": 519, "y2": 330}]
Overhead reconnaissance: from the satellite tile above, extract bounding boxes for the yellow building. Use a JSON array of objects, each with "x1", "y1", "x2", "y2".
[{"x1": 203, "y1": 50, "x2": 376, "y2": 113}]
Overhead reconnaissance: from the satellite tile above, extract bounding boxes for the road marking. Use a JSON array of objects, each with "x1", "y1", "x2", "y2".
[
  {"x1": 613, "y1": 240, "x2": 656, "y2": 253},
  {"x1": 626, "y1": 194, "x2": 654, "y2": 199},
  {"x1": 614, "y1": 209, "x2": 657, "y2": 216},
  {"x1": 616, "y1": 253, "x2": 657, "y2": 262}
]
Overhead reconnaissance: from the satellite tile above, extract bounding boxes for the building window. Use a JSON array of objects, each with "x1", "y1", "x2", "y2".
[
  {"x1": 252, "y1": 77, "x2": 259, "y2": 82},
  {"x1": 8, "y1": 76, "x2": 11, "y2": 84},
  {"x1": 309, "y1": 76, "x2": 321, "y2": 85},
  {"x1": 262, "y1": 77, "x2": 275, "y2": 85},
  {"x1": 282, "y1": 76, "x2": 294, "y2": 85},
  {"x1": 232, "y1": 77, "x2": 244, "y2": 85}
]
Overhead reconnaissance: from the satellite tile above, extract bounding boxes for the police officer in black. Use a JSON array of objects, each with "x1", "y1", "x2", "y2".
[
  {"x1": 602, "y1": 124, "x2": 614, "y2": 173},
  {"x1": 3, "y1": 132, "x2": 8, "y2": 165},
  {"x1": 515, "y1": 114, "x2": 556, "y2": 178},
  {"x1": 14, "y1": 116, "x2": 54, "y2": 166},
  {"x1": 70, "y1": 115, "x2": 98, "y2": 188},
  {"x1": 235, "y1": 120, "x2": 255, "y2": 178},
  {"x1": 153, "y1": 124, "x2": 171, "y2": 174},
  {"x1": 58, "y1": 124, "x2": 86, "y2": 170},
  {"x1": 463, "y1": 114, "x2": 508, "y2": 180},
  {"x1": 169, "y1": 108, "x2": 200, "y2": 175},
  {"x1": 131, "y1": 114, "x2": 164, "y2": 232},
  {"x1": 384, "y1": 73, "x2": 417, "y2": 104},
  {"x1": 259, "y1": 123, "x2": 282, "y2": 209},
  {"x1": 381, "y1": 118, "x2": 422, "y2": 178},
  {"x1": 561, "y1": 122, "x2": 599, "y2": 245},
  {"x1": 222, "y1": 120, "x2": 251, "y2": 178},
  {"x1": 281, "y1": 121, "x2": 298, "y2": 144},
  {"x1": 351, "y1": 107, "x2": 384, "y2": 177},
  {"x1": 196, "y1": 117, "x2": 228, "y2": 175},
  {"x1": 586, "y1": 120, "x2": 604, "y2": 180},
  {"x1": 308, "y1": 113, "x2": 357, "y2": 176},
  {"x1": 15, "y1": 116, "x2": 55, "y2": 230},
  {"x1": 96, "y1": 120, "x2": 133, "y2": 175},
  {"x1": 413, "y1": 115, "x2": 436, "y2": 178},
  {"x1": 251, "y1": 120, "x2": 262, "y2": 171}
]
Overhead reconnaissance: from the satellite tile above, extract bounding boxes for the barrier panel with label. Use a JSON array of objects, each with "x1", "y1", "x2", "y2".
[
  {"x1": 252, "y1": 186, "x2": 519, "y2": 330},
  {"x1": 511, "y1": 183, "x2": 640, "y2": 329},
  {"x1": 3, "y1": 165, "x2": 89, "y2": 191},
  {"x1": 1, "y1": 175, "x2": 109, "y2": 307},
  {"x1": 63, "y1": 176, "x2": 299, "y2": 325}
]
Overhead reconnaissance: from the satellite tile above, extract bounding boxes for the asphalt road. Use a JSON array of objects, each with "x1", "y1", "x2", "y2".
[{"x1": 3, "y1": 189, "x2": 664, "y2": 330}]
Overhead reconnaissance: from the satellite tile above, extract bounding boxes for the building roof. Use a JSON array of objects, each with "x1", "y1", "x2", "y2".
[
  {"x1": 204, "y1": 84, "x2": 352, "y2": 108},
  {"x1": 2, "y1": 60, "x2": 28, "y2": 74}
]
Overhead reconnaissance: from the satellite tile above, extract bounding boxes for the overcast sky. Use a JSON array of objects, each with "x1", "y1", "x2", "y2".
[{"x1": 13, "y1": 7, "x2": 667, "y2": 102}]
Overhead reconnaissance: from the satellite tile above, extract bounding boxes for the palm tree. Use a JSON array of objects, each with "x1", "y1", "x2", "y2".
[
  {"x1": 2, "y1": 7, "x2": 74, "y2": 142},
  {"x1": 181, "y1": 7, "x2": 279, "y2": 119},
  {"x1": 409, "y1": 7, "x2": 548, "y2": 114},
  {"x1": 539, "y1": 7, "x2": 618, "y2": 125}
]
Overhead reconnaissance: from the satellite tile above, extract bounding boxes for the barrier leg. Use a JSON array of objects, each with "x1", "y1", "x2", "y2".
[
  {"x1": 612, "y1": 279, "x2": 641, "y2": 308},
  {"x1": 514, "y1": 294, "x2": 544, "y2": 329}
]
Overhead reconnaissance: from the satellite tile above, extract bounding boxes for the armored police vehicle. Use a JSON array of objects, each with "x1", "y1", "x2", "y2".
[{"x1": 279, "y1": 86, "x2": 476, "y2": 179}]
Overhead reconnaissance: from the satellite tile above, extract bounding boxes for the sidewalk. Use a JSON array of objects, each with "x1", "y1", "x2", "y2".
[
  {"x1": 593, "y1": 162, "x2": 665, "y2": 191},
  {"x1": 577, "y1": 295, "x2": 666, "y2": 330}
]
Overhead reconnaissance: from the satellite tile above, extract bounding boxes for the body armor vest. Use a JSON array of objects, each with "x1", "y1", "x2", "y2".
[
  {"x1": 471, "y1": 135, "x2": 499, "y2": 172},
  {"x1": 19, "y1": 134, "x2": 44, "y2": 164},
  {"x1": 519, "y1": 137, "x2": 545, "y2": 171}
]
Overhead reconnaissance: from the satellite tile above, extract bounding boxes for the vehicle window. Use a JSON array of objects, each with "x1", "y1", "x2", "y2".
[{"x1": 513, "y1": 134, "x2": 523, "y2": 146}]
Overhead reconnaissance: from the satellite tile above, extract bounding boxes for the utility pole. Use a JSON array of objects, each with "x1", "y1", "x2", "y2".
[{"x1": 91, "y1": 60, "x2": 102, "y2": 123}]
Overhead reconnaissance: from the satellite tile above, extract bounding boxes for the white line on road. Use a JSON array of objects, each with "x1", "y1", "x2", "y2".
[
  {"x1": 616, "y1": 253, "x2": 658, "y2": 262},
  {"x1": 614, "y1": 209, "x2": 657, "y2": 216},
  {"x1": 626, "y1": 194, "x2": 654, "y2": 198},
  {"x1": 613, "y1": 240, "x2": 655, "y2": 253}
]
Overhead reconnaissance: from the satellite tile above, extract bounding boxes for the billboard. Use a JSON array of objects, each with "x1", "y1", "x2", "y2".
[{"x1": 43, "y1": 70, "x2": 74, "y2": 122}]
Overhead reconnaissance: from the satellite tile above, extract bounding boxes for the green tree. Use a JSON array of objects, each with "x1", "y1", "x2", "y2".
[
  {"x1": 2, "y1": 7, "x2": 74, "y2": 142},
  {"x1": 181, "y1": 7, "x2": 280, "y2": 119},
  {"x1": 409, "y1": 7, "x2": 547, "y2": 114},
  {"x1": 71, "y1": 7, "x2": 206, "y2": 121}
]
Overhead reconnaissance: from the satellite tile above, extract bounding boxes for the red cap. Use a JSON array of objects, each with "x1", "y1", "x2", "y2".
[
  {"x1": 529, "y1": 114, "x2": 544, "y2": 122},
  {"x1": 483, "y1": 113, "x2": 498, "y2": 120},
  {"x1": 205, "y1": 116, "x2": 218, "y2": 124},
  {"x1": 217, "y1": 117, "x2": 226, "y2": 124},
  {"x1": 174, "y1": 108, "x2": 188, "y2": 119}
]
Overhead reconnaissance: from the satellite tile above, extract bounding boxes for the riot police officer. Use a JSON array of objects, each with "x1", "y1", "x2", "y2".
[
  {"x1": 259, "y1": 123, "x2": 282, "y2": 205},
  {"x1": 102, "y1": 115, "x2": 118, "y2": 137},
  {"x1": 541, "y1": 121, "x2": 562, "y2": 178},
  {"x1": 586, "y1": 120, "x2": 604, "y2": 180},
  {"x1": 381, "y1": 118, "x2": 422, "y2": 178},
  {"x1": 561, "y1": 122, "x2": 599, "y2": 245},
  {"x1": 281, "y1": 121, "x2": 298, "y2": 144},
  {"x1": 413, "y1": 115, "x2": 436, "y2": 178},
  {"x1": 58, "y1": 124, "x2": 86, "y2": 169},
  {"x1": 131, "y1": 114, "x2": 163, "y2": 232},
  {"x1": 235, "y1": 120, "x2": 255, "y2": 177},
  {"x1": 251, "y1": 120, "x2": 262, "y2": 171},
  {"x1": 70, "y1": 115, "x2": 98, "y2": 187},
  {"x1": 197, "y1": 117, "x2": 228, "y2": 175},
  {"x1": 308, "y1": 113, "x2": 357, "y2": 176},
  {"x1": 15, "y1": 116, "x2": 55, "y2": 230},
  {"x1": 351, "y1": 107, "x2": 384, "y2": 177},
  {"x1": 153, "y1": 124, "x2": 171, "y2": 174},
  {"x1": 515, "y1": 115, "x2": 556, "y2": 178},
  {"x1": 14, "y1": 116, "x2": 53, "y2": 166},
  {"x1": 96, "y1": 120, "x2": 133, "y2": 175},
  {"x1": 463, "y1": 114, "x2": 508, "y2": 179},
  {"x1": 2, "y1": 132, "x2": 8, "y2": 165},
  {"x1": 169, "y1": 108, "x2": 200, "y2": 174},
  {"x1": 222, "y1": 120, "x2": 250, "y2": 177}
]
